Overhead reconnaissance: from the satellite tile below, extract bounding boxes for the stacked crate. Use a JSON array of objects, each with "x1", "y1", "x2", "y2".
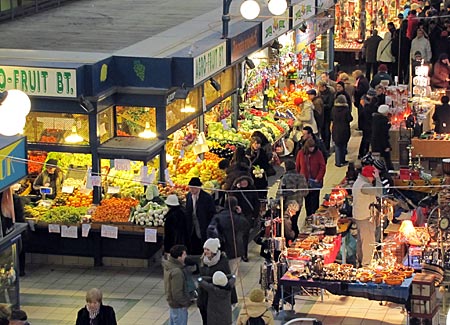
[{"x1": 409, "y1": 274, "x2": 439, "y2": 325}]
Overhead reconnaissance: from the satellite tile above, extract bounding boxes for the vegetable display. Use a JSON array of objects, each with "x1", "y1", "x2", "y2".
[{"x1": 92, "y1": 197, "x2": 139, "y2": 223}]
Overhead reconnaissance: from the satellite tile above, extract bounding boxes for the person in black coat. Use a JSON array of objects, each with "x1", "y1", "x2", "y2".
[
  {"x1": 76, "y1": 288, "x2": 117, "y2": 325},
  {"x1": 358, "y1": 90, "x2": 379, "y2": 159},
  {"x1": 398, "y1": 19, "x2": 411, "y2": 83},
  {"x1": 433, "y1": 95, "x2": 450, "y2": 133},
  {"x1": 222, "y1": 147, "x2": 251, "y2": 191},
  {"x1": 230, "y1": 175, "x2": 260, "y2": 262},
  {"x1": 318, "y1": 81, "x2": 335, "y2": 151},
  {"x1": 364, "y1": 30, "x2": 383, "y2": 80},
  {"x1": 353, "y1": 70, "x2": 370, "y2": 130},
  {"x1": 163, "y1": 195, "x2": 188, "y2": 254},
  {"x1": 185, "y1": 177, "x2": 216, "y2": 255},
  {"x1": 332, "y1": 95, "x2": 353, "y2": 167},
  {"x1": 371, "y1": 105, "x2": 394, "y2": 171},
  {"x1": 245, "y1": 136, "x2": 271, "y2": 198},
  {"x1": 335, "y1": 81, "x2": 352, "y2": 107}
]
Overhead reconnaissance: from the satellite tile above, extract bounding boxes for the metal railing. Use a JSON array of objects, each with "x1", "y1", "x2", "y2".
[{"x1": 0, "y1": 0, "x2": 72, "y2": 23}]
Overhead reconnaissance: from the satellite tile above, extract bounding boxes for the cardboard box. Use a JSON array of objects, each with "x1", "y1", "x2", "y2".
[
  {"x1": 412, "y1": 274, "x2": 436, "y2": 297},
  {"x1": 411, "y1": 292, "x2": 437, "y2": 315}
]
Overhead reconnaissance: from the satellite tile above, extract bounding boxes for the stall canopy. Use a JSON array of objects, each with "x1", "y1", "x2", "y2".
[
  {"x1": 97, "y1": 137, "x2": 165, "y2": 161},
  {"x1": 0, "y1": 135, "x2": 27, "y2": 192}
]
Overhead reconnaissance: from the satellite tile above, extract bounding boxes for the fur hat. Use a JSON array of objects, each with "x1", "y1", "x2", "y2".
[
  {"x1": 249, "y1": 288, "x2": 265, "y2": 303},
  {"x1": 203, "y1": 238, "x2": 220, "y2": 254},
  {"x1": 164, "y1": 194, "x2": 180, "y2": 206},
  {"x1": 334, "y1": 94, "x2": 348, "y2": 106},
  {"x1": 188, "y1": 177, "x2": 202, "y2": 186},
  {"x1": 212, "y1": 271, "x2": 228, "y2": 287},
  {"x1": 378, "y1": 104, "x2": 390, "y2": 115},
  {"x1": 361, "y1": 165, "x2": 376, "y2": 178}
]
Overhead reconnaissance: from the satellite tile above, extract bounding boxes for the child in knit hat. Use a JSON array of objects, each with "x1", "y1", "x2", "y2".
[
  {"x1": 237, "y1": 288, "x2": 274, "y2": 325},
  {"x1": 198, "y1": 271, "x2": 235, "y2": 325}
]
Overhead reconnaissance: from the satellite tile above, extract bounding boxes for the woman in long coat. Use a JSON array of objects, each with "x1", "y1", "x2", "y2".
[{"x1": 331, "y1": 94, "x2": 353, "y2": 167}]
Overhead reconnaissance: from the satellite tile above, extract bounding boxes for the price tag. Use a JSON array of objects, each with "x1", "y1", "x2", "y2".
[
  {"x1": 91, "y1": 176, "x2": 102, "y2": 187},
  {"x1": 62, "y1": 186, "x2": 74, "y2": 194},
  {"x1": 196, "y1": 156, "x2": 202, "y2": 163},
  {"x1": 107, "y1": 186, "x2": 120, "y2": 194},
  {"x1": 164, "y1": 169, "x2": 174, "y2": 186},
  {"x1": 101, "y1": 225, "x2": 118, "y2": 239},
  {"x1": 144, "y1": 228, "x2": 157, "y2": 243},
  {"x1": 221, "y1": 119, "x2": 230, "y2": 130},
  {"x1": 61, "y1": 225, "x2": 78, "y2": 239},
  {"x1": 140, "y1": 166, "x2": 148, "y2": 176},
  {"x1": 180, "y1": 149, "x2": 185, "y2": 158},
  {"x1": 48, "y1": 224, "x2": 61, "y2": 233},
  {"x1": 148, "y1": 169, "x2": 155, "y2": 183},
  {"x1": 114, "y1": 159, "x2": 131, "y2": 171},
  {"x1": 82, "y1": 223, "x2": 91, "y2": 237}
]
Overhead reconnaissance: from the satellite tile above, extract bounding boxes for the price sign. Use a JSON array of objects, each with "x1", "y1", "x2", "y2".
[
  {"x1": 107, "y1": 186, "x2": 120, "y2": 194},
  {"x1": 61, "y1": 225, "x2": 78, "y2": 239},
  {"x1": 62, "y1": 186, "x2": 74, "y2": 194},
  {"x1": 82, "y1": 223, "x2": 91, "y2": 237},
  {"x1": 48, "y1": 224, "x2": 61, "y2": 233},
  {"x1": 91, "y1": 176, "x2": 102, "y2": 187},
  {"x1": 148, "y1": 169, "x2": 155, "y2": 183},
  {"x1": 101, "y1": 225, "x2": 118, "y2": 239},
  {"x1": 164, "y1": 169, "x2": 174, "y2": 186},
  {"x1": 114, "y1": 159, "x2": 131, "y2": 171},
  {"x1": 140, "y1": 166, "x2": 148, "y2": 176},
  {"x1": 144, "y1": 228, "x2": 157, "y2": 243},
  {"x1": 221, "y1": 119, "x2": 230, "y2": 130},
  {"x1": 180, "y1": 149, "x2": 185, "y2": 158}
]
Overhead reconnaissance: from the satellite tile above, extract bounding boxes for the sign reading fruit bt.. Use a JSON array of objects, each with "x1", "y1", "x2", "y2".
[
  {"x1": 193, "y1": 42, "x2": 226, "y2": 85},
  {"x1": 262, "y1": 13, "x2": 289, "y2": 45},
  {"x1": 0, "y1": 66, "x2": 77, "y2": 98}
]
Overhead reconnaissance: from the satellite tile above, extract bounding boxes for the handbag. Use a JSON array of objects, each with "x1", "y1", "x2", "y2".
[{"x1": 308, "y1": 178, "x2": 323, "y2": 189}]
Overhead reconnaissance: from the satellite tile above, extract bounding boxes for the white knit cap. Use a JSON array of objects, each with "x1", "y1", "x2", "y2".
[
  {"x1": 378, "y1": 104, "x2": 390, "y2": 115},
  {"x1": 203, "y1": 238, "x2": 220, "y2": 254},
  {"x1": 212, "y1": 271, "x2": 228, "y2": 287}
]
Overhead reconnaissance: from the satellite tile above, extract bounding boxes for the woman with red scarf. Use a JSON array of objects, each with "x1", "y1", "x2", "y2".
[{"x1": 295, "y1": 138, "x2": 326, "y2": 217}]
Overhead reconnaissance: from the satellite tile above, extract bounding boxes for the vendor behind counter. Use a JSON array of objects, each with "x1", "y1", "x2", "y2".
[
  {"x1": 32, "y1": 159, "x2": 65, "y2": 199},
  {"x1": 432, "y1": 95, "x2": 450, "y2": 133}
]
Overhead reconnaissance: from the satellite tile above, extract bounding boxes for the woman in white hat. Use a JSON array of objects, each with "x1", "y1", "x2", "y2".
[{"x1": 163, "y1": 194, "x2": 188, "y2": 254}]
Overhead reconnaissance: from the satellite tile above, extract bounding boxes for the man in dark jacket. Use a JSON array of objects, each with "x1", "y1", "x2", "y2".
[
  {"x1": 162, "y1": 245, "x2": 191, "y2": 325},
  {"x1": 297, "y1": 126, "x2": 329, "y2": 162},
  {"x1": 398, "y1": 19, "x2": 411, "y2": 83},
  {"x1": 353, "y1": 70, "x2": 370, "y2": 130},
  {"x1": 371, "y1": 105, "x2": 394, "y2": 171},
  {"x1": 318, "y1": 81, "x2": 335, "y2": 150},
  {"x1": 186, "y1": 177, "x2": 217, "y2": 255},
  {"x1": 364, "y1": 30, "x2": 383, "y2": 80},
  {"x1": 307, "y1": 89, "x2": 324, "y2": 137},
  {"x1": 358, "y1": 89, "x2": 379, "y2": 159},
  {"x1": 230, "y1": 175, "x2": 260, "y2": 262},
  {"x1": 210, "y1": 196, "x2": 249, "y2": 275},
  {"x1": 432, "y1": 95, "x2": 450, "y2": 133},
  {"x1": 370, "y1": 64, "x2": 393, "y2": 88}
]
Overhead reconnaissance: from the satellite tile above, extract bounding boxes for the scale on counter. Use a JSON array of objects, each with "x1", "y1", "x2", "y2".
[{"x1": 39, "y1": 186, "x2": 53, "y2": 199}]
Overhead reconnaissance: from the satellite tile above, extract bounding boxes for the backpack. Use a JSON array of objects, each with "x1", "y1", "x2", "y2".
[
  {"x1": 246, "y1": 311, "x2": 267, "y2": 325},
  {"x1": 206, "y1": 218, "x2": 226, "y2": 246}
]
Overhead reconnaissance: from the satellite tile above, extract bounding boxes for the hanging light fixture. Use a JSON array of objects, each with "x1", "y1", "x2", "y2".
[
  {"x1": 268, "y1": 0, "x2": 288, "y2": 16},
  {"x1": 65, "y1": 125, "x2": 84, "y2": 143},
  {"x1": 240, "y1": 0, "x2": 260, "y2": 20},
  {"x1": 180, "y1": 98, "x2": 196, "y2": 113},
  {"x1": 138, "y1": 122, "x2": 157, "y2": 139}
]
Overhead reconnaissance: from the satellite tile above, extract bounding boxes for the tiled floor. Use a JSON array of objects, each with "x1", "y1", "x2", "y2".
[{"x1": 18, "y1": 107, "x2": 446, "y2": 324}]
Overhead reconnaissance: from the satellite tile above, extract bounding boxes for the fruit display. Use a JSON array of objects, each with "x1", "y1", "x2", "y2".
[
  {"x1": 63, "y1": 177, "x2": 85, "y2": 189},
  {"x1": 208, "y1": 143, "x2": 235, "y2": 160},
  {"x1": 45, "y1": 152, "x2": 93, "y2": 172},
  {"x1": 129, "y1": 199, "x2": 168, "y2": 227},
  {"x1": 39, "y1": 206, "x2": 88, "y2": 224},
  {"x1": 28, "y1": 151, "x2": 47, "y2": 175},
  {"x1": 92, "y1": 197, "x2": 139, "y2": 223},
  {"x1": 107, "y1": 162, "x2": 146, "y2": 198},
  {"x1": 157, "y1": 184, "x2": 189, "y2": 201},
  {"x1": 51, "y1": 190, "x2": 92, "y2": 208},
  {"x1": 206, "y1": 122, "x2": 249, "y2": 147},
  {"x1": 24, "y1": 205, "x2": 49, "y2": 219}
]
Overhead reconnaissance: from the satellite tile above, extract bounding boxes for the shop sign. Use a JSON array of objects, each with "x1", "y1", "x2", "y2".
[
  {"x1": 317, "y1": 0, "x2": 334, "y2": 11},
  {"x1": 0, "y1": 136, "x2": 27, "y2": 192},
  {"x1": 292, "y1": 0, "x2": 315, "y2": 28},
  {"x1": 262, "y1": 13, "x2": 289, "y2": 45},
  {"x1": 230, "y1": 26, "x2": 261, "y2": 63},
  {"x1": 0, "y1": 66, "x2": 77, "y2": 98},
  {"x1": 193, "y1": 42, "x2": 227, "y2": 85}
]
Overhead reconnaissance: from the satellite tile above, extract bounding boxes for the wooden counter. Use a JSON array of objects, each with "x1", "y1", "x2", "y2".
[{"x1": 411, "y1": 138, "x2": 450, "y2": 158}]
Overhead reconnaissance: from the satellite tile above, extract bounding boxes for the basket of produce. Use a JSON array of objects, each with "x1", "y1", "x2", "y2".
[{"x1": 384, "y1": 276, "x2": 403, "y2": 286}]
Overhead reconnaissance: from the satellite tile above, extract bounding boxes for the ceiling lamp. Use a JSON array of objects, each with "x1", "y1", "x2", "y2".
[
  {"x1": 268, "y1": 0, "x2": 288, "y2": 16},
  {"x1": 138, "y1": 122, "x2": 157, "y2": 139},
  {"x1": 240, "y1": 0, "x2": 260, "y2": 20},
  {"x1": 180, "y1": 98, "x2": 196, "y2": 113},
  {"x1": 65, "y1": 125, "x2": 84, "y2": 143}
]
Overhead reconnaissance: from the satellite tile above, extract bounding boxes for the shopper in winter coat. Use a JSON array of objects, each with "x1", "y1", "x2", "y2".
[
  {"x1": 197, "y1": 238, "x2": 237, "y2": 325},
  {"x1": 163, "y1": 195, "x2": 188, "y2": 254},
  {"x1": 433, "y1": 95, "x2": 450, "y2": 133},
  {"x1": 296, "y1": 99, "x2": 318, "y2": 134},
  {"x1": 377, "y1": 32, "x2": 396, "y2": 74},
  {"x1": 237, "y1": 288, "x2": 274, "y2": 325},
  {"x1": 280, "y1": 160, "x2": 308, "y2": 235},
  {"x1": 307, "y1": 89, "x2": 324, "y2": 136},
  {"x1": 198, "y1": 271, "x2": 235, "y2": 325},
  {"x1": 211, "y1": 196, "x2": 250, "y2": 274},
  {"x1": 283, "y1": 200, "x2": 301, "y2": 243},
  {"x1": 407, "y1": 10, "x2": 419, "y2": 40},
  {"x1": 358, "y1": 89, "x2": 379, "y2": 159},
  {"x1": 76, "y1": 288, "x2": 117, "y2": 325},
  {"x1": 162, "y1": 245, "x2": 192, "y2": 325},
  {"x1": 222, "y1": 147, "x2": 251, "y2": 191},
  {"x1": 332, "y1": 95, "x2": 353, "y2": 167},
  {"x1": 410, "y1": 29, "x2": 432, "y2": 62},
  {"x1": 295, "y1": 138, "x2": 326, "y2": 217},
  {"x1": 431, "y1": 53, "x2": 450, "y2": 88},
  {"x1": 318, "y1": 81, "x2": 335, "y2": 150},
  {"x1": 371, "y1": 105, "x2": 394, "y2": 171},
  {"x1": 335, "y1": 81, "x2": 352, "y2": 108},
  {"x1": 186, "y1": 177, "x2": 217, "y2": 255},
  {"x1": 231, "y1": 175, "x2": 260, "y2": 262},
  {"x1": 353, "y1": 70, "x2": 370, "y2": 129},
  {"x1": 338, "y1": 73, "x2": 355, "y2": 102},
  {"x1": 398, "y1": 19, "x2": 411, "y2": 83},
  {"x1": 370, "y1": 64, "x2": 393, "y2": 88},
  {"x1": 364, "y1": 30, "x2": 383, "y2": 80},
  {"x1": 246, "y1": 136, "x2": 271, "y2": 197}
]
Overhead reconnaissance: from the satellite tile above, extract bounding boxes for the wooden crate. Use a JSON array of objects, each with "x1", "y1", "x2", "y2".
[
  {"x1": 409, "y1": 306, "x2": 439, "y2": 325},
  {"x1": 412, "y1": 274, "x2": 436, "y2": 298},
  {"x1": 411, "y1": 292, "x2": 437, "y2": 315}
]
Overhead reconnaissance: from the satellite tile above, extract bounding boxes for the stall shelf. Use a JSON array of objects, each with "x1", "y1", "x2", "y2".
[{"x1": 411, "y1": 139, "x2": 450, "y2": 158}]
